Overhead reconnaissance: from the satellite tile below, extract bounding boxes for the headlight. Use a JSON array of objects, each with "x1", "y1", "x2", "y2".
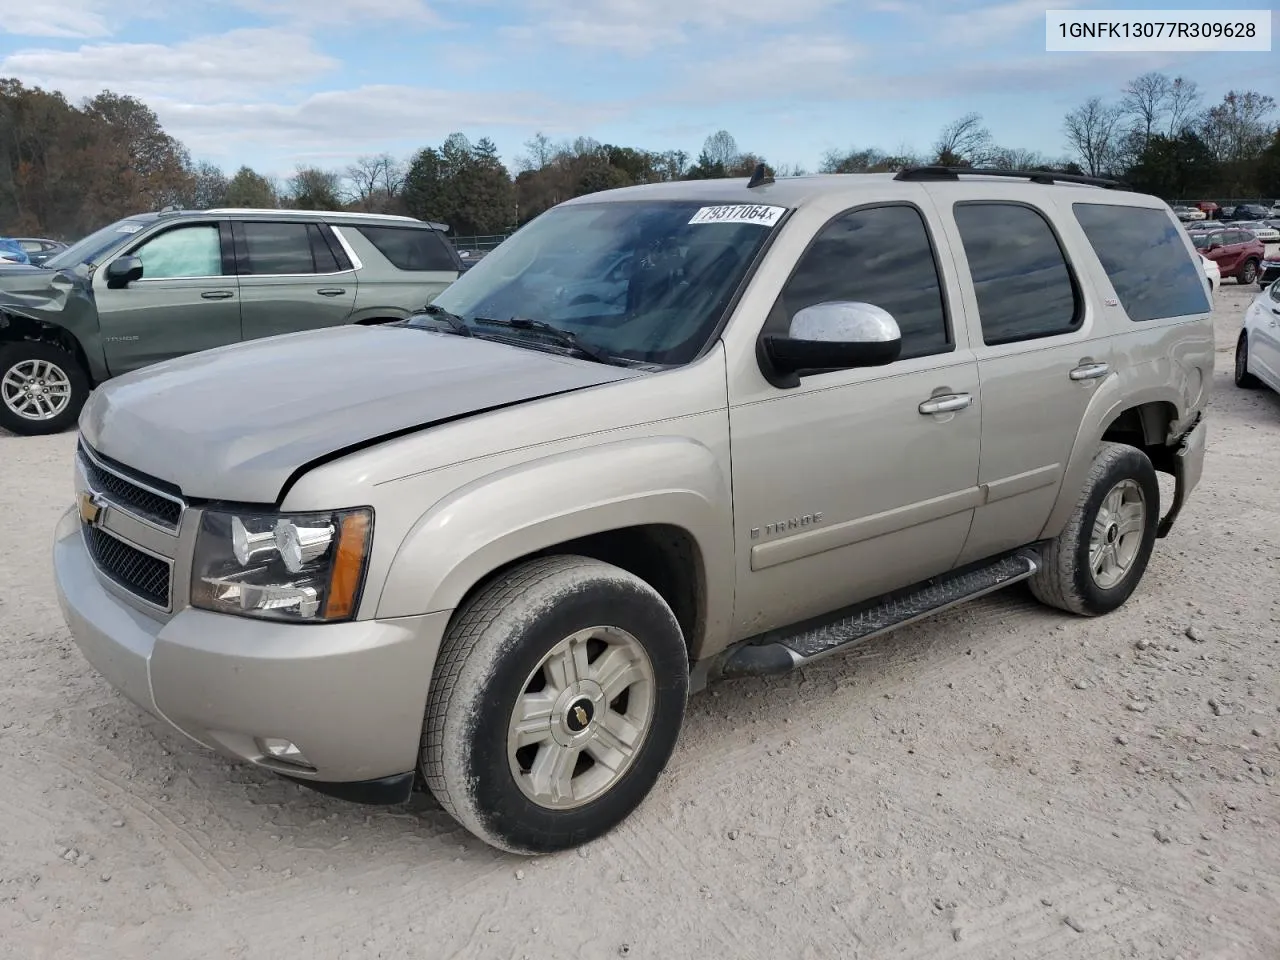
[{"x1": 191, "y1": 507, "x2": 373, "y2": 622}]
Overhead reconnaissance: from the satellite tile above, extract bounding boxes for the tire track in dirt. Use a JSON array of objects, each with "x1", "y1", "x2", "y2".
[{"x1": 11, "y1": 748, "x2": 238, "y2": 895}]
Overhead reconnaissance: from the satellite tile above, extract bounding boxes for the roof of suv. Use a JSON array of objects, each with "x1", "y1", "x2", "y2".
[
  {"x1": 563, "y1": 169, "x2": 1165, "y2": 212},
  {"x1": 128, "y1": 208, "x2": 450, "y2": 232}
]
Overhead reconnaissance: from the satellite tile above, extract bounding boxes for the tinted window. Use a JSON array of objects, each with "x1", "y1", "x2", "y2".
[
  {"x1": 133, "y1": 224, "x2": 223, "y2": 279},
  {"x1": 1073, "y1": 203, "x2": 1211, "y2": 322},
  {"x1": 954, "y1": 203, "x2": 1079, "y2": 345},
  {"x1": 355, "y1": 225, "x2": 456, "y2": 271},
  {"x1": 309, "y1": 224, "x2": 341, "y2": 272},
  {"x1": 770, "y1": 204, "x2": 949, "y2": 359},
  {"x1": 240, "y1": 222, "x2": 317, "y2": 274}
]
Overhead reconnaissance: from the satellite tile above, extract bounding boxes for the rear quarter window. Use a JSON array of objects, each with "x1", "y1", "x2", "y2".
[
  {"x1": 354, "y1": 225, "x2": 457, "y2": 272},
  {"x1": 1072, "y1": 203, "x2": 1210, "y2": 322}
]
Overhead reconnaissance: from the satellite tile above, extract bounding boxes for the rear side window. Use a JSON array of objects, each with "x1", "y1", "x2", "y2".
[
  {"x1": 1073, "y1": 203, "x2": 1210, "y2": 322},
  {"x1": 354, "y1": 225, "x2": 457, "y2": 271},
  {"x1": 772, "y1": 204, "x2": 950, "y2": 360},
  {"x1": 953, "y1": 202, "x2": 1080, "y2": 345},
  {"x1": 240, "y1": 222, "x2": 317, "y2": 275}
]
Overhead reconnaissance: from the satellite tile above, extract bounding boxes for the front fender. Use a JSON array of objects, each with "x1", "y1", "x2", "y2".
[
  {"x1": 374, "y1": 435, "x2": 735, "y2": 657},
  {"x1": 1038, "y1": 365, "x2": 1187, "y2": 540}
]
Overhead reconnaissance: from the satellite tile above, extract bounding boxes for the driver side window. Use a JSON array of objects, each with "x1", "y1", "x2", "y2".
[
  {"x1": 132, "y1": 224, "x2": 223, "y2": 280},
  {"x1": 769, "y1": 204, "x2": 951, "y2": 360}
]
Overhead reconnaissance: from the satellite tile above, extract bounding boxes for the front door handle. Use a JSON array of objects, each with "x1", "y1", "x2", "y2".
[
  {"x1": 317, "y1": 288, "x2": 346, "y2": 297},
  {"x1": 1069, "y1": 361, "x2": 1110, "y2": 381},
  {"x1": 918, "y1": 393, "x2": 972, "y2": 415},
  {"x1": 201, "y1": 290, "x2": 234, "y2": 300}
]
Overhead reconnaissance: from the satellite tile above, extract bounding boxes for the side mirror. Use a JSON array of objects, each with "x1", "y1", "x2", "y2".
[
  {"x1": 761, "y1": 301, "x2": 902, "y2": 388},
  {"x1": 105, "y1": 255, "x2": 143, "y2": 289}
]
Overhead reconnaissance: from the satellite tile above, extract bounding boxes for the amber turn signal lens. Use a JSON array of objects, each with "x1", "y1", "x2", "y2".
[{"x1": 323, "y1": 511, "x2": 372, "y2": 620}]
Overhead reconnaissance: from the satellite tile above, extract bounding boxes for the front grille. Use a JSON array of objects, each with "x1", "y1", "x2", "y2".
[
  {"x1": 82, "y1": 525, "x2": 172, "y2": 609},
  {"x1": 79, "y1": 446, "x2": 183, "y2": 529}
]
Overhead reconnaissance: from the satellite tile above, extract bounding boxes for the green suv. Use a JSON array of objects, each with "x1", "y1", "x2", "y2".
[{"x1": 0, "y1": 208, "x2": 461, "y2": 435}]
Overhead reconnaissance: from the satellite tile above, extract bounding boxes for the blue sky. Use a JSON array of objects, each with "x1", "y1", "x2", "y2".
[{"x1": 0, "y1": 1, "x2": 1274, "y2": 179}]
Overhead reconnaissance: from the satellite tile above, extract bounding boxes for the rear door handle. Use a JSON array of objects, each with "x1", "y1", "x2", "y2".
[
  {"x1": 918, "y1": 393, "x2": 972, "y2": 415},
  {"x1": 201, "y1": 290, "x2": 234, "y2": 300},
  {"x1": 1069, "y1": 362, "x2": 1110, "y2": 381},
  {"x1": 317, "y1": 288, "x2": 346, "y2": 297}
]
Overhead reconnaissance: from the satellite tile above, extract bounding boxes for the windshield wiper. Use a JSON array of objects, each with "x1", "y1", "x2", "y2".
[
  {"x1": 472, "y1": 316, "x2": 623, "y2": 366},
  {"x1": 414, "y1": 303, "x2": 472, "y2": 337}
]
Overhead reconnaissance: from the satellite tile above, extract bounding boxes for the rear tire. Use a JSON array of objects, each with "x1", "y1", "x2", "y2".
[
  {"x1": 421, "y1": 555, "x2": 689, "y2": 854},
  {"x1": 1029, "y1": 442, "x2": 1159, "y2": 617},
  {"x1": 1236, "y1": 331, "x2": 1261, "y2": 389},
  {"x1": 1238, "y1": 260, "x2": 1259, "y2": 285},
  {"x1": 0, "y1": 341, "x2": 90, "y2": 436}
]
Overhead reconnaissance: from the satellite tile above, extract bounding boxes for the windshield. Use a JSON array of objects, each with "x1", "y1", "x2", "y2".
[
  {"x1": 43, "y1": 218, "x2": 149, "y2": 271},
  {"x1": 421, "y1": 199, "x2": 784, "y2": 365}
]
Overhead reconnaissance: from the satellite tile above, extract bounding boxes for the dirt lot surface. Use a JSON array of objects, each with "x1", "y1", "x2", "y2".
[{"x1": 1, "y1": 284, "x2": 1277, "y2": 960}]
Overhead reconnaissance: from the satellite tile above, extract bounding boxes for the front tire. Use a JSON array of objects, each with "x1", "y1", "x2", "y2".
[
  {"x1": 1236, "y1": 331, "x2": 1261, "y2": 388},
  {"x1": 0, "y1": 341, "x2": 90, "y2": 436},
  {"x1": 421, "y1": 556, "x2": 689, "y2": 854},
  {"x1": 1029, "y1": 442, "x2": 1159, "y2": 617}
]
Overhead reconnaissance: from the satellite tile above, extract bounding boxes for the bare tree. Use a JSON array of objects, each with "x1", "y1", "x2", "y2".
[
  {"x1": 987, "y1": 147, "x2": 1049, "y2": 170},
  {"x1": 701, "y1": 130, "x2": 740, "y2": 168},
  {"x1": 345, "y1": 153, "x2": 402, "y2": 211},
  {"x1": 932, "y1": 113, "x2": 995, "y2": 166},
  {"x1": 516, "y1": 132, "x2": 556, "y2": 173},
  {"x1": 287, "y1": 166, "x2": 342, "y2": 209},
  {"x1": 1166, "y1": 76, "x2": 1203, "y2": 135},
  {"x1": 1063, "y1": 97, "x2": 1124, "y2": 176},
  {"x1": 1121, "y1": 71, "x2": 1172, "y2": 143}
]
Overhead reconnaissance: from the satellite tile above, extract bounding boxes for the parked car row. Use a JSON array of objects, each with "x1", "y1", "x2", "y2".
[
  {"x1": 1184, "y1": 219, "x2": 1280, "y2": 289},
  {"x1": 0, "y1": 208, "x2": 462, "y2": 434},
  {"x1": 1176, "y1": 200, "x2": 1279, "y2": 222},
  {"x1": 0, "y1": 236, "x2": 68, "y2": 265}
]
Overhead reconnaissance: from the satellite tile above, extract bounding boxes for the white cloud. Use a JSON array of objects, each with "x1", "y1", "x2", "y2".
[
  {"x1": 230, "y1": 0, "x2": 441, "y2": 25},
  {"x1": 0, "y1": 29, "x2": 338, "y2": 104},
  {"x1": 676, "y1": 35, "x2": 865, "y2": 100},
  {"x1": 936, "y1": 0, "x2": 1090, "y2": 45},
  {"x1": 518, "y1": 0, "x2": 844, "y2": 52},
  {"x1": 1, "y1": 0, "x2": 112, "y2": 38},
  {"x1": 160, "y1": 85, "x2": 627, "y2": 169}
]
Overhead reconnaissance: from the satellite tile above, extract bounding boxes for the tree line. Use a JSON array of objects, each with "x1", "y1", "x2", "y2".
[{"x1": 2, "y1": 72, "x2": 1277, "y2": 244}]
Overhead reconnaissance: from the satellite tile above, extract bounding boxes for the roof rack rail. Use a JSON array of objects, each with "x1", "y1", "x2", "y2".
[{"x1": 893, "y1": 165, "x2": 1130, "y2": 191}]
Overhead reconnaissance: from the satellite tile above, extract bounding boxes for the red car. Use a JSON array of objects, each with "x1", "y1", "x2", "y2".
[{"x1": 1192, "y1": 227, "x2": 1265, "y2": 285}]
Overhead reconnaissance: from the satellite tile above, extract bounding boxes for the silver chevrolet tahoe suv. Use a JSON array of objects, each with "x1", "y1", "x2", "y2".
[{"x1": 53, "y1": 167, "x2": 1212, "y2": 854}]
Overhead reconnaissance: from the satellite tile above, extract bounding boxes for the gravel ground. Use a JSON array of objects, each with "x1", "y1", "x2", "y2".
[{"x1": 1, "y1": 284, "x2": 1277, "y2": 960}]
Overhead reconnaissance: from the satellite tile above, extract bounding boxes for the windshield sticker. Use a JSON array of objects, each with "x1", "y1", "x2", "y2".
[
  {"x1": 116, "y1": 223, "x2": 143, "y2": 233},
  {"x1": 688, "y1": 204, "x2": 785, "y2": 227}
]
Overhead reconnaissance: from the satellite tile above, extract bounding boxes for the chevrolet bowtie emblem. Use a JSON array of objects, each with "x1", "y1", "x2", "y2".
[
  {"x1": 78, "y1": 490, "x2": 103, "y2": 526},
  {"x1": 573, "y1": 705, "x2": 588, "y2": 727}
]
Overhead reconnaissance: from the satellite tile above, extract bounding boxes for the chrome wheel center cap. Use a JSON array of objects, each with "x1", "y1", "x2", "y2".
[{"x1": 551, "y1": 680, "x2": 604, "y2": 747}]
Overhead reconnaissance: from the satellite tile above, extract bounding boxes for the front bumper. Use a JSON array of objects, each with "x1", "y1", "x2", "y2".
[
  {"x1": 53, "y1": 506, "x2": 449, "y2": 791},
  {"x1": 1260, "y1": 261, "x2": 1279, "y2": 285}
]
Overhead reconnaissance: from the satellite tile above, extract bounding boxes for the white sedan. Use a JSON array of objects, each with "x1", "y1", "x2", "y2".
[
  {"x1": 1235, "y1": 280, "x2": 1280, "y2": 392},
  {"x1": 1201, "y1": 253, "x2": 1220, "y2": 295}
]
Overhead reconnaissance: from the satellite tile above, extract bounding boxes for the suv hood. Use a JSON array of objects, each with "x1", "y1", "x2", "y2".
[{"x1": 79, "y1": 325, "x2": 645, "y2": 503}]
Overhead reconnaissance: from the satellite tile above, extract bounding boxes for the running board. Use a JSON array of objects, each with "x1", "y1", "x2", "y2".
[{"x1": 717, "y1": 551, "x2": 1041, "y2": 680}]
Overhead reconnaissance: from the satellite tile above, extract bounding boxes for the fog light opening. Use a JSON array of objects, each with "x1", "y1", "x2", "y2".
[{"x1": 255, "y1": 737, "x2": 315, "y2": 770}]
